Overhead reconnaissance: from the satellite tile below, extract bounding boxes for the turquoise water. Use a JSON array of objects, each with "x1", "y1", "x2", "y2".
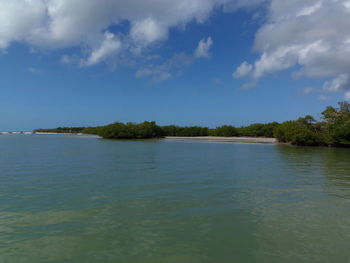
[{"x1": 1, "y1": 134, "x2": 350, "y2": 263}]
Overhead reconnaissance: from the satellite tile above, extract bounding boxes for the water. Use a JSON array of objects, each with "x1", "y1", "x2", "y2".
[{"x1": 1, "y1": 134, "x2": 350, "y2": 263}]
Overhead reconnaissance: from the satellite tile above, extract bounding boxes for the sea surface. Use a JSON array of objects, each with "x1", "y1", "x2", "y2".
[{"x1": 1, "y1": 134, "x2": 350, "y2": 263}]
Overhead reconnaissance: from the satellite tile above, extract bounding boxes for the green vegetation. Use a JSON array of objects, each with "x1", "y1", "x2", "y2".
[
  {"x1": 34, "y1": 102, "x2": 350, "y2": 147},
  {"x1": 237, "y1": 122, "x2": 279, "y2": 138},
  {"x1": 36, "y1": 122, "x2": 277, "y2": 139},
  {"x1": 35, "y1": 127, "x2": 85, "y2": 133},
  {"x1": 83, "y1": 123, "x2": 277, "y2": 139},
  {"x1": 161, "y1": 125, "x2": 209, "y2": 136},
  {"x1": 274, "y1": 102, "x2": 350, "y2": 147},
  {"x1": 83, "y1": 121, "x2": 164, "y2": 139},
  {"x1": 209, "y1": 125, "x2": 239, "y2": 136}
]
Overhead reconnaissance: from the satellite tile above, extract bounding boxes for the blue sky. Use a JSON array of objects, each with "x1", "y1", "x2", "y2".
[{"x1": 0, "y1": 0, "x2": 349, "y2": 131}]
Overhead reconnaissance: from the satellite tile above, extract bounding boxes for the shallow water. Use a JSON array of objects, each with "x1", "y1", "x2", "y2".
[{"x1": 1, "y1": 134, "x2": 350, "y2": 262}]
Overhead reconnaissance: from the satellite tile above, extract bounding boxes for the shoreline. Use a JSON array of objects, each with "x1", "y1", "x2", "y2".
[
  {"x1": 7, "y1": 133, "x2": 277, "y2": 144},
  {"x1": 164, "y1": 136, "x2": 277, "y2": 144}
]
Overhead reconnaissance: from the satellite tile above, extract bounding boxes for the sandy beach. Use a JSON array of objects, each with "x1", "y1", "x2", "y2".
[{"x1": 165, "y1": 136, "x2": 277, "y2": 144}]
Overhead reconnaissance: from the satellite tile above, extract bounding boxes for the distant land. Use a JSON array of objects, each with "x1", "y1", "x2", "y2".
[
  {"x1": 30, "y1": 102, "x2": 350, "y2": 148},
  {"x1": 0, "y1": 131, "x2": 34, "y2": 135}
]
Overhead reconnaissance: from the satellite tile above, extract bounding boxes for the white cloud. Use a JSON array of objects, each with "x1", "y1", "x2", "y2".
[
  {"x1": 1, "y1": 0, "x2": 258, "y2": 66},
  {"x1": 0, "y1": 1, "x2": 47, "y2": 49},
  {"x1": 233, "y1": 61, "x2": 253, "y2": 78},
  {"x1": 81, "y1": 32, "x2": 122, "y2": 66},
  {"x1": 234, "y1": 0, "x2": 350, "y2": 98},
  {"x1": 297, "y1": 1, "x2": 322, "y2": 17},
  {"x1": 223, "y1": 0, "x2": 267, "y2": 12},
  {"x1": 136, "y1": 37, "x2": 218, "y2": 83},
  {"x1": 194, "y1": 37, "x2": 213, "y2": 58},
  {"x1": 323, "y1": 74, "x2": 349, "y2": 92},
  {"x1": 61, "y1": 55, "x2": 74, "y2": 65},
  {"x1": 130, "y1": 18, "x2": 167, "y2": 47},
  {"x1": 345, "y1": 91, "x2": 350, "y2": 101}
]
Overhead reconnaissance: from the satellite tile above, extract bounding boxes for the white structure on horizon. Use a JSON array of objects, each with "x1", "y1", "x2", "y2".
[{"x1": 0, "y1": 131, "x2": 34, "y2": 134}]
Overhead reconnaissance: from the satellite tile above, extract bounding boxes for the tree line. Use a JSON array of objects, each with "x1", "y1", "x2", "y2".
[
  {"x1": 36, "y1": 122, "x2": 279, "y2": 139},
  {"x1": 274, "y1": 102, "x2": 350, "y2": 147},
  {"x1": 35, "y1": 127, "x2": 86, "y2": 133},
  {"x1": 34, "y1": 102, "x2": 350, "y2": 147}
]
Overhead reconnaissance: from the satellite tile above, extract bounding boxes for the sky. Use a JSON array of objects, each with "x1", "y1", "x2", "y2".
[{"x1": 1, "y1": 0, "x2": 350, "y2": 131}]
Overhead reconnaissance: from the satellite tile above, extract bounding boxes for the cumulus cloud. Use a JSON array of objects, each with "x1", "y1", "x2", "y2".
[
  {"x1": 130, "y1": 18, "x2": 167, "y2": 47},
  {"x1": 81, "y1": 32, "x2": 122, "y2": 66},
  {"x1": 323, "y1": 74, "x2": 349, "y2": 92},
  {"x1": 194, "y1": 37, "x2": 213, "y2": 58},
  {"x1": 234, "y1": 0, "x2": 350, "y2": 99},
  {"x1": 0, "y1": 0, "x2": 250, "y2": 66},
  {"x1": 233, "y1": 61, "x2": 253, "y2": 78},
  {"x1": 223, "y1": 0, "x2": 267, "y2": 12},
  {"x1": 136, "y1": 37, "x2": 217, "y2": 83}
]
